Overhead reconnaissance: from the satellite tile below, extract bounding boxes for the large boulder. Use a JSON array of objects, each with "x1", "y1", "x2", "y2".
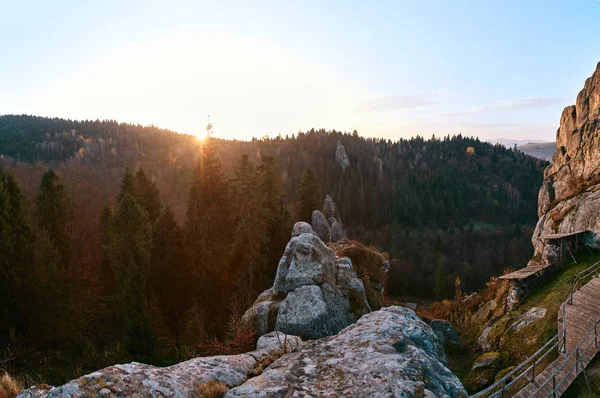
[
  {"x1": 19, "y1": 307, "x2": 466, "y2": 398},
  {"x1": 310, "y1": 209, "x2": 331, "y2": 243},
  {"x1": 227, "y1": 307, "x2": 467, "y2": 397},
  {"x1": 243, "y1": 222, "x2": 370, "y2": 340}
]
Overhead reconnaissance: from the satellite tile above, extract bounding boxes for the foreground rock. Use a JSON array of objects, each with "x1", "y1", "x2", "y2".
[
  {"x1": 242, "y1": 222, "x2": 370, "y2": 339},
  {"x1": 227, "y1": 307, "x2": 467, "y2": 397},
  {"x1": 19, "y1": 307, "x2": 466, "y2": 398},
  {"x1": 17, "y1": 350, "x2": 277, "y2": 398},
  {"x1": 532, "y1": 62, "x2": 600, "y2": 265}
]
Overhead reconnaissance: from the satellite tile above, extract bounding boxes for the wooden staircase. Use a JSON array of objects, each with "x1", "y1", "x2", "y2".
[{"x1": 514, "y1": 276, "x2": 600, "y2": 397}]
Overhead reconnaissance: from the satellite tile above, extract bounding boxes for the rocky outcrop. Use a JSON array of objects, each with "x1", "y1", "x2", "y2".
[
  {"x1": 313, "y1": 195, "x2": 347, "y2": 242},
  {"x1": 242, "y1": 222, "x2": 370, "y2": 340},
  {"x1": 532, "y1": 62, "x2": 600, "y2": 265},
  {"x1": 20, "y1": 307, "x2": 466, "y2": 398},
  {"x1": 310, "y1": 210, "x2": 331, "y2": 243},
  {"x1": 335, "y1": 140, "x2": 350, "y2": 170},
  {"x1": 227, "y1": 307, "x2": 467, "y2": 397}
]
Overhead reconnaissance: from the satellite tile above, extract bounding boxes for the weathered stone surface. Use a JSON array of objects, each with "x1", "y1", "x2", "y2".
[
  {"x1": 464, "y1": 352, "x2": 502, "y2": 393},
  {"x1": 473, "y1": 299, "x2": 497, "y2": 323},
  {"x1": 310, "y1": 209, "x2": 331, "y2": 243},
  {"x1": 431, "y1": 319, "x2": 461, "y2": 346},
  {"x1": 329, "y1": 217, "x2": 347, "y2": 241},
  {"x1": 226, "y1": 307, "x2": 467, "y2": 397},
  {"x1": 509, "y1": 307, "x2": 547, "y2": 332},
  {"x1": 533, "y1": 62, "x2": 600, "y2": 265},
  {"x1": 243, "y1": 222, "x2": 370, "y2": 340},
  {"x1": 18, "y1": 350, "x2": 277, "y2": 398},
  {"x1": 335, "y1": 140, "x2": 350, "y2": 171},
  {"x1": 273, "y1": 232, "x2": 336, "y2": 294},
  {"x1": 15, "y1": 385, "x2": 53, "y2": 398},
  {"x1": 290, "y1": 221, "x2": 316, "y2": 238},
  {"x1": 256, "y1": 331, "x2": 303, "y2": 353}
]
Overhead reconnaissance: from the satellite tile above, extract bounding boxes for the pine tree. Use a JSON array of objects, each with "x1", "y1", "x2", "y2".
[
  {"x1": 30, "y1": 229, "x2": 70, "y2": 347},
  {"x1": 296, "y1": 167, "x2": 321, "y2": 223},
  {"x1": 108, "y1": 193, "x2": 154, "y2": 361},
  {"x1": 184, "y1": 138, "x2": 231, "y2": 335},
  {"x1": 0, "y1": 169, "x2": 35, "y2": 338},
  {"x1": 257, "y1": 156, "x2": 289, "y2": 284},
  {"x1": 35, "y1": 169, "x2": 72, "y2": 269},
  {"x1": 150, "y1": 207, "x2": 190, "y2": 346},
  {"x1": 230, "y1": 154, "x2": 268, "y2": 301},
  {"x1": 117, "y1": 168, "x2": 135, "y2": 202},
  {"x1": 133, "y1": 167, "x2": 162, "y2": 225}
]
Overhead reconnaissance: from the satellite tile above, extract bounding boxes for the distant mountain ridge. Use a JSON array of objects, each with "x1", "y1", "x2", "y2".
[{"x1": 516, "y1": 142, "x2": 556, "y2": 161}]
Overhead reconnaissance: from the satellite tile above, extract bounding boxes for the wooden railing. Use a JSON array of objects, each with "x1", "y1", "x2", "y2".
[
  {"x1": 531, "y1": 319, "x2": 600, "y2": 397},
  {"x1": 470, "y1": 330, "x2": 565, "y2": 398}
]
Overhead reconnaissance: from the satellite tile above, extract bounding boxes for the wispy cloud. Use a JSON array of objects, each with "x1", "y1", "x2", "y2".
[
  {"x1": 366, "y1": 91, "x2": 453, "y2": 112},
  {"x1": 442, "y1": 96, "x2": 563, "y2": 116}
]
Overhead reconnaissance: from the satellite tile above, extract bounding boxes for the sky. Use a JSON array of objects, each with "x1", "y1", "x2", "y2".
[{"x1": 1, "y1": 0, "x2": 599, "y2": 142}]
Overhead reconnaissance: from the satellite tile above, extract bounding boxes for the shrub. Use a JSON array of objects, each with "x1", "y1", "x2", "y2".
[{"x1": 0, "y1": 372, "x2": 22, "y2": 398}]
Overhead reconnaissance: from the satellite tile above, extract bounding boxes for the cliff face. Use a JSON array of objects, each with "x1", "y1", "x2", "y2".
[{"x1": 532, "y1": 62, "x2": 600, "y2": 264}]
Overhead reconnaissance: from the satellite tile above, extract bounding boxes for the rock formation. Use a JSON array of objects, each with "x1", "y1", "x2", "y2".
[
  {"x1": 228, "y1": 307, "x2": 466, "y2": 397},
  {"x1": 312, "y1": 194, "x2": 347, "y2": 242},
  {"x1": 531, "y1": 62, "x2": 600, "y2": 265},
  {"x1": 18, "y1": 307, "x2": 466, "y2": 397},
  {"x1": 335, "y1": 140, "x2": 350, "y2": 170},
  {"x1": 242, "y1": 222, "x2": 370, "y2": 340},
  {"x1": 310, "y1": 209, "x2": 331, "y2": 242}
]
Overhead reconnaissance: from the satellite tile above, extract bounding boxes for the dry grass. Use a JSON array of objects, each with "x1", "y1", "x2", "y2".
[
  {"x1": 193, "y1": 379, "x2": 229, "y2": 398},
  {"x1": 330, "y1": 239, "x2": 389, "y2": 309},
  {"x1": 246, "y1": 349, "x2": 283, "y2": 378},
  {"x1": 0, "y1": 372, "x2": 23, "y2": 398}
]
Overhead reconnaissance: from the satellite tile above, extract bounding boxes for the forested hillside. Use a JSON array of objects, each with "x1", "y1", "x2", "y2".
[{"x1": 0, "y1": 114, "x2": 547, "y2": 385}]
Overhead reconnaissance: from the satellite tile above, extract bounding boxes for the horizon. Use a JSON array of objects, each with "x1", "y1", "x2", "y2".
[{"x1": 2, "y1": 1, "x2": 599, "y2": 141}]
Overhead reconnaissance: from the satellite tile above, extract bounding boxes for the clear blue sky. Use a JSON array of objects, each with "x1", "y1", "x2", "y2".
[{"x1": 1, "y1": 0, "x2": 599, "y2": 141}]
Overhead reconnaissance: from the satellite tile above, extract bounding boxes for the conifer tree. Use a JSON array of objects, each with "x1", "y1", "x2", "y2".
[
  {"x1": 35, "y1": 169, "x2": 72, "y2": 269},
  {"x1": 108, "y1": 193, "x2": 154, "y2": 361},
  {"x1": 150, "y1": 206, "x2": 190, "y2": 346},
  {"x1": 0, "y1": 169, "x2": 35, "y2": 338},
  {"x1": 133, "y1": 167, "x2": 162, "y2": 225},
  {"x1": 184, "y1": 138, "x2": 231, "y2": 335},
  {"x1": 258, "y1": 155, "x2": 289, "y2": 283},
  {"x1": 117, "y1": 168, "x2": 135, "y2": 202},
  {"x1": 230, "y1": 154, "x2": 268, "y2": 301},
  {"x1": 296, "y1": 167, "x2": 321, "y2": 223}
]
